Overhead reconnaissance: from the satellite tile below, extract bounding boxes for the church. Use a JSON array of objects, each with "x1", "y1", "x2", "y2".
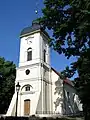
[{"x1": 6, "y1": 20, "x2": 82, "y2": 117}]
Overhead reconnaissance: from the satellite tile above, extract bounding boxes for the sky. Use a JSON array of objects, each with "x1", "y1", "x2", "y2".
[{"x1": 0, "y1": 0, "x2": 76, "y2": 78}]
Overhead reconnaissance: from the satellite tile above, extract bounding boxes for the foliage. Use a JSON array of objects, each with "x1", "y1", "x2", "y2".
[
  {"x1": 0, "y1": 57, "x2": 16, "y2": 114},
  {"x1": 39, "y1": 0, "x2": 90, "y2": 58},
  {"x1": 61, "y1": 49, "x2": 90, "y2": 116}
]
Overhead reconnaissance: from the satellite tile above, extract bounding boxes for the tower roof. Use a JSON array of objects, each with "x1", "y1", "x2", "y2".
[{"x1": 20, "y1": 20, "x2": 49, "y2": 38}]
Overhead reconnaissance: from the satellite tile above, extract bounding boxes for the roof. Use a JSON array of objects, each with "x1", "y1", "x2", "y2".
[
  {"x1": 51, "y1": 67, "x2": 74, "y2": 87},
  {"x1": 20, "y1": 20, "x2": 49, "y2": 38},
  {"x1": 64, "y1": 79, "x2": 74, "y2": 87}
]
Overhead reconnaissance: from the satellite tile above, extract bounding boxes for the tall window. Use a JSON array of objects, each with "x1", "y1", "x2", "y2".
[
  {"x1": 27, "y1": 48, "x2": 32, "y2": 61},
  {"x1": 44, "y1": 49, "x2": 46, "y2": 62},
  {"x1": 67, "y1": 92, "x2": 70, "y2": 101}
]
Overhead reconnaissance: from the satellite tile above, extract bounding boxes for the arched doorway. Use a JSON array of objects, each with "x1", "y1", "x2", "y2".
[{"x1": 24, "y1": 99, "x2": 30, "y2": 115}]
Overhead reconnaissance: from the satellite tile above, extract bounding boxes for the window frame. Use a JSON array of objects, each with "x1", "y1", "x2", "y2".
[
  {"x1": 27, "y1": 48, "x2": 32, "y2": 61},
  {"x1": 44, "y1": 49, "x2": 46, "y2": 62}
]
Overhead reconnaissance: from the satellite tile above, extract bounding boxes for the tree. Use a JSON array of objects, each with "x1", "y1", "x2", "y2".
[
  {"x1": 74, "y1": 50, "x2": 90, "y2": 119},
  {"x1": 39, "y1": 0, "x2": 90, "y2": 119},
  {"x1": 39, "y1": 0, "x2": 90, "y2": 58},
  {"x1": 61, "y1": 49, "x2": 90, "y2": 119},
  {"x1": 0, "y1": 57, "x2": 16, "y2": 114}
]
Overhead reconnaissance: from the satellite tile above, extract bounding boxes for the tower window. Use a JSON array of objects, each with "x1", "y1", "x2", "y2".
[
  {"x1": 27, "y1": 48, "x2": 32, "y2": 61},
  {"x1": 44, "y1": 49, "x2": 46, "y2": 62}
]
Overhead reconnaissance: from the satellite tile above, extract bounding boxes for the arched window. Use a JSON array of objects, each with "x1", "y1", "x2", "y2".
[
  {"x1": 21, "y1": 84, "x2": 33, "y2": 92},
  {"x1": 44, "y1": 49, "x2": 46, "y2": 62},
  {"x1": 27, "y1": 48, "x2": 32, "y2": 61}
]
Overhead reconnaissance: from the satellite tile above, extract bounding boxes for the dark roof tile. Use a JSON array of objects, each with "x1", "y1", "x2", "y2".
[{"x1": 20, "y1": 20, "x2": 49, "y2": 37}]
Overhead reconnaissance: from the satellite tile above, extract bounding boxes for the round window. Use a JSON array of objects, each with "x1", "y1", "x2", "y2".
[{"x1": 25, "y1": 69, "x2": 30, "y2": 75}]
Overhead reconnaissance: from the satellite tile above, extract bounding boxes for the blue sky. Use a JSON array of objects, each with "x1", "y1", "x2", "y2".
[{"x1": 0, "y1": 0, "x2": 76, "y2": 78}]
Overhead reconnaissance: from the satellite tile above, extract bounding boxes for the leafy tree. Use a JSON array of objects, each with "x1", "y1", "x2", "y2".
[
  {"x1": 58, "y1": 50, "x2": 90, "y2": 118},
  {"x1": 39, "y1": 0, "x2": 90, "y2": 119},
  {"x1": 39, "y1": 0, "x2": 90, "y2": 58},
  {"x1": 61, "y1": 49, "x2": 90, "y2": 119},
  {"x1": 0, "y1": 57, "x2": 16, "y2": 114}
]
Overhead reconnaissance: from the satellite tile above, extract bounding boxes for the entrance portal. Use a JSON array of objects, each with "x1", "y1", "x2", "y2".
[{"x1": 24, "y1": 99, "x2": 30, "y2": 115}]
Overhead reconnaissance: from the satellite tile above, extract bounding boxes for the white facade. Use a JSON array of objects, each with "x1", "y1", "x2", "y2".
[{"x1": 6, "y1": 22, "x2": 82, "y2": 117}]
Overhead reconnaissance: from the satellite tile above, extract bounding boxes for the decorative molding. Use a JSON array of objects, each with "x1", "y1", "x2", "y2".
[
  {"x1": 20, "y1": 91, "x2": 35, "y2": 95},
  {"x1": 20, "y1": 29, "x2": 41, "y2": 38},
  {"x1": 16, "y1": 77, "x2": 42, "y2": 82},
  {"x1": 17, "y1": 62, "x2": 39, "y2": 69}
]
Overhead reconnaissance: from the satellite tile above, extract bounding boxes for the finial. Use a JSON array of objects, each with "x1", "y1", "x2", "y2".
[
  {"x1": 35, "y1": 0, "x2": 39, "y2": 18},
  {"x1": 35, "y1": 10, "x2": 38, "y2": 14}
]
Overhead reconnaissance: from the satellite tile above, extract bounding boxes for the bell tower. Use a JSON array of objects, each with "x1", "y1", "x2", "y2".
[
  {"x1": 7, "y1": 20, "x2": 52, "y2": 116},
  {"x1": 6, "y1": 20, "x2": 52, "y2": 116},
  {"x1": 19, "y1": 20, "x2": 50, "y2": 67}
]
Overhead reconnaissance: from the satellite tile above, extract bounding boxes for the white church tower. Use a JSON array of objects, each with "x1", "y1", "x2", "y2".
[{"x1": 7, "y1": 20, "x2": 53, "y2": 116}]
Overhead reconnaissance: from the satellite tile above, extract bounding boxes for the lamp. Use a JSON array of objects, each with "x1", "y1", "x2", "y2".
[
  {"x1": 15, "y1": 82, "x2": 20, "y2": 117},
  {"x1": 16, "y1": 82, "x2": 20, "y2": 92}
]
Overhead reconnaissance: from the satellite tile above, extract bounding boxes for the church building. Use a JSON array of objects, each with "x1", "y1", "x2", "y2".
[{"x1": 6, "y1": 20, "x2": 82, "y2": 116}]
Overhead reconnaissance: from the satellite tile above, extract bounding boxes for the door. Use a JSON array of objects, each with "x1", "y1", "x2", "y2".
[{"x1": 24, "y1": 99, "x2": 30, "y2": 115}]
